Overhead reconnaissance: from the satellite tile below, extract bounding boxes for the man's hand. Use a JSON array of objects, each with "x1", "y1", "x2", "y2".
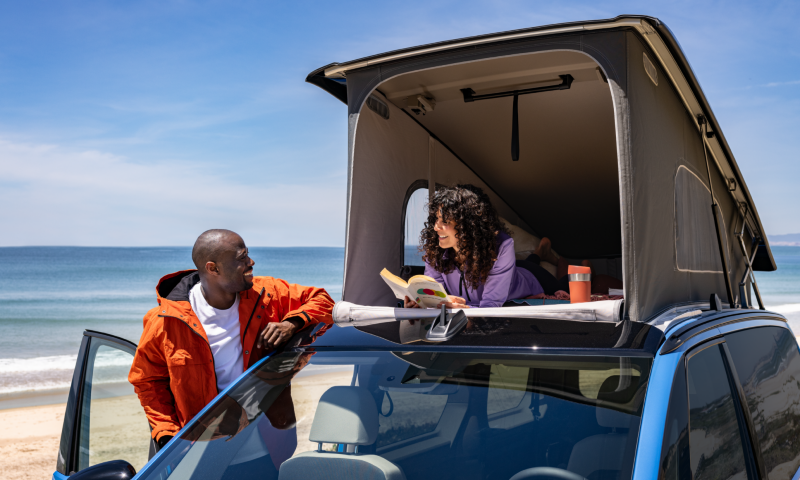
[
  {"x1": 156, "y1": 435, "x2": 173, "y2": 451},
  {"x1": 438, "y1": 295, "x2": 470, "y2": 309},
  {"x1": 257, "y1": 318, "x2": 303, "y2": 350}
]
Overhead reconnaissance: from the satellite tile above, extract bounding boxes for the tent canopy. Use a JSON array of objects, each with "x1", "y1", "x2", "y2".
[{"x1": 307, "y1": 15, "x2": 775, "y2": 322}]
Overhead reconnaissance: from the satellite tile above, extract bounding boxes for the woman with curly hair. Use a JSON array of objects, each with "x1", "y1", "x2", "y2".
[{"x1": 404, "y1": 184, "x2": 571, "y2": 309}]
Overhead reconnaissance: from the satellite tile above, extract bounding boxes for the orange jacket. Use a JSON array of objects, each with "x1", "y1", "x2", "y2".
[{"x1": 128, "y1": 270, "x2": 334, "y2": 441}]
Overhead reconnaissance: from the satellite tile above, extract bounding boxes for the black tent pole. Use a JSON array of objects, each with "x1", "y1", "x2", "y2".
[
  {"x1": 698, "y1": 114, "x2": 735, "y2": 307},
  {"x1": 511, "y1": 94, "x2": 520, "y2": 161},
  {"x1": 735, "y1": 208, "x2": 766, "y2": 310},
  {"x1": 460, "y1": 74, "x2": 574, "y2": 162}
]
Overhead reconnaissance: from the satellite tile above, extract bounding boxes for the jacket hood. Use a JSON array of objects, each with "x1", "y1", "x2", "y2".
[{"x1": 156, "y1": 270, "x2": 200, "y2": 303}]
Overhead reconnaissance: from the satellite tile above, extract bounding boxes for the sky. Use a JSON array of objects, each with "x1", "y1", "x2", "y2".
[{"x1": 0, "y1": 0, "x2": 798, "y2": 246}]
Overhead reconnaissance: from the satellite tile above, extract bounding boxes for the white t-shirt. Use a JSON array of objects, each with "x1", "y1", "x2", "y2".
[{"x1": 189, "y1": 283, "x2": 244, "y2": 391}]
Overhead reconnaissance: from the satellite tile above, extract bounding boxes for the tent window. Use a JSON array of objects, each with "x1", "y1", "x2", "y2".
[
  {"x1": 674, "y1": 166, "x2": 727, "y2": 273},
  {"x1": 403, "y1": 182, "x2": 428, "y2": 266}
]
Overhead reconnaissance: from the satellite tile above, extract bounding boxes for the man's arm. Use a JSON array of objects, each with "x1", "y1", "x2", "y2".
[
  {"x1": 257, "y1": 279, "x2": 334, "y2": 349},
  {"x1": 128, "y1": 317, "x2": 181, "y2": 442}
]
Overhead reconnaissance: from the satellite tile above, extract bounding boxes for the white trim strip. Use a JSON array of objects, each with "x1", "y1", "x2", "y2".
[{"x1": 323, "y1": 18, "x2": 644, "y2": 78}]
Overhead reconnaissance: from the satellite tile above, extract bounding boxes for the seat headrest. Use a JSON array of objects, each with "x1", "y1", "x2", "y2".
[
  {"x1": 595, "y1": 375, "x2": 638, "y2": 428},
  {"x1": 309, "y1": 386, "x2": 379, "y2": 446}
]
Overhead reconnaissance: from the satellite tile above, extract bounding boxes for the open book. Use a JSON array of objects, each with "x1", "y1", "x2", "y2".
[{"x1": 380, "y1": 268, "x2": 448, "y2": 308}]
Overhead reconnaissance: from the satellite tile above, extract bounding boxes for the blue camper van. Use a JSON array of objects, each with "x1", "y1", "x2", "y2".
[{"x1": 53, "y1": 15, "x2": 799, "y2": 480}]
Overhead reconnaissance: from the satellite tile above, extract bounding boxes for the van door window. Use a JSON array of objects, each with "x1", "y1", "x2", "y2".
[
  {"x1": 403, "y1": 185, "x2": 428, "y2": 267},
  {"x1": 725, "y1": 326, "x2": 800, "y2": 480},
  {"x1": 76, "y1": 339, "x2": 151, "y2": 472},
  {"x1": 686, "y1": 343, "x2": 750, "y2": 480}
]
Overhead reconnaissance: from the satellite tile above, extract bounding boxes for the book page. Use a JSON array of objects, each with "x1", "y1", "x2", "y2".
[
  {"x1": 380, "y1": 268, "x2": 411, "y2": 302},
  {"x1": 379, "y1": 269, "x2": 447, "y2": 308},
  {"x1": 407, "y1": 277, "x2": 447, "y2": 308}
]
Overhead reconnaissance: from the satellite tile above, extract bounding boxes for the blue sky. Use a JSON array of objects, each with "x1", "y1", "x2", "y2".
[{"x1": 1, "y1": 0, "x2": 798, "y2": 246}]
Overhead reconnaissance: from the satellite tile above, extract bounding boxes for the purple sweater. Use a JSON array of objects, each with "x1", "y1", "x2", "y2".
[{"x1": 423, "y1": 232, "x2": 544, "y2": 308}]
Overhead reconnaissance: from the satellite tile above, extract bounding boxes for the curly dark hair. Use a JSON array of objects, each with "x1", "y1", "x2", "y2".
[{"x1": 420, "y1": 184, "x2": 508, "y2": 291}]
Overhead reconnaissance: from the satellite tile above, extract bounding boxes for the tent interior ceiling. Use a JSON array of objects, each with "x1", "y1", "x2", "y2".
[{"x1": 376, "y1": 51, "x2": 620, "y2": 258}]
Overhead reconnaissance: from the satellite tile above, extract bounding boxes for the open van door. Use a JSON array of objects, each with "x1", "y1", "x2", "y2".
[{"x1": 55, "y1": 330, "x2": 155, "y2": 478}]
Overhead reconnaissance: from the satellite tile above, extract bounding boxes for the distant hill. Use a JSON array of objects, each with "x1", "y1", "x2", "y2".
[{"x1": 769, "y1": 233, "x2": 800, "y2": 246}]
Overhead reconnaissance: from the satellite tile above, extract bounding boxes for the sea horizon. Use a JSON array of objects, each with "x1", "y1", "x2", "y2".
[{"x1": 2, "y1": 245, "x2": 800, "y2": 409}]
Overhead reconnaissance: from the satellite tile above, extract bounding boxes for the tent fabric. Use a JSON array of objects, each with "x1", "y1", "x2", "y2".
[
  {"x1": 674, "y1": 165, "x2": 728, "y2": 273},
  {"x1": 339, "y1": 28, "x2": 760, "y2": 321},
  {"x1": 625, "y1": 32, "x2": 749, "y2": 320},
  {"x1": 343, "y1": 93, "x2": 531, "y2": 307}
]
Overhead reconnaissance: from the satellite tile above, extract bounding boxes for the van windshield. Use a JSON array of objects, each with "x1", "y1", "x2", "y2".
[{"x1": 143, "y1": 350, "x2": 651, "y2": 480}]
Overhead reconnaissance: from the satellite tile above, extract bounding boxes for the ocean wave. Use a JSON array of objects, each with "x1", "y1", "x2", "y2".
[
  {"x1": 0, "y1": 355, "x2": 78, "y2": 373},
  {"x1": 0, "y1": 378, "x2": 73, "y2": 394},
  {"x1": 0, "y1": 350, "x2": 134, "y2": 395},
  {"x1": 0, "y1": 290, "x2": 152, "y2": 302},
  {"x1": 766, "y1": 303, "x2": 800, "y2": 314}
]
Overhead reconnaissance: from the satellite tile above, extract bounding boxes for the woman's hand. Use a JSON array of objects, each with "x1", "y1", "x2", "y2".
[
  {"x1": 404, "y1": 296, "x2": 421, "y2": 308},
  {"x1": 438, "y1": 296, "x2": 470, "y2": 309}
]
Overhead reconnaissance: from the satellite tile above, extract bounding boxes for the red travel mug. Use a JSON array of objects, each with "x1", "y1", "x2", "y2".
[{"x1": 568, "y1": 265, "x2": 591, "y2": 304}]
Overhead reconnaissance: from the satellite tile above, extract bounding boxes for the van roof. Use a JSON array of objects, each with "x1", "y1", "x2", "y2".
[{"x1": 315, "y1": 16, "x2": 658, "y2": 80}]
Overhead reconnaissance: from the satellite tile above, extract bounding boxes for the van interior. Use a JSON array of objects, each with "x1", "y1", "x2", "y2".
[{"x1": 359, "y1": 50, "x2": 623, "y2": 291}]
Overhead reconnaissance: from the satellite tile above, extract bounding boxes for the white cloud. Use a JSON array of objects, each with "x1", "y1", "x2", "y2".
[
  {"x1": 0, "y1": 138, "x2": 346, "y2": 246},
  {"x1": 763, "y1": 80, "x2": 800, "y2": 88}
]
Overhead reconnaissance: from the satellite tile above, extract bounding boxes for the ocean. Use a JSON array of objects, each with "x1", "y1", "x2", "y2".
[
  {"x1": 1, "y1": 246, "x2": 799, "y2": 406},
  {"x1": 0, "y1": 247, "x2": 344, "y2": 404}
]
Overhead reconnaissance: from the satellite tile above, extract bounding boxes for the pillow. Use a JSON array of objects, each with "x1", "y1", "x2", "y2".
[
  {"x1": 501, "y1": 218, "x2": 539, "y2": 252},
  {"x1": 500, "y1": 217, "x2": 559, "y2": 277}
]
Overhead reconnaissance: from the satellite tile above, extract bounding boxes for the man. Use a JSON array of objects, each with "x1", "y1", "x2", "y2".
[{"x1": 128, "y1": 229, "x2": 334, "y2": 450}]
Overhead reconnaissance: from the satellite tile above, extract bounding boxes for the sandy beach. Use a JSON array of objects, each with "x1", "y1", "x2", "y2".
[
  {"x1": 0, "y1": 403, "x2": 65, "y2": 480},
  {"x1": 0, "y1": 392, "x2": 151, "y2": 480},
  {"x1": 0, "y1": 370, "x2": 352, "y2": 479}
]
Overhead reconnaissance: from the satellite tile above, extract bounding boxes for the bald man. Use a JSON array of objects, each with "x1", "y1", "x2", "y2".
[{"x1": 128, "y1": 229, "x2": 334, "y2": 450}]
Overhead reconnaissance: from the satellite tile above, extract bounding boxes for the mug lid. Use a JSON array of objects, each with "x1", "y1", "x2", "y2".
[{"x1": 568, "y1": 265, "x2": 591, "y2": 274}]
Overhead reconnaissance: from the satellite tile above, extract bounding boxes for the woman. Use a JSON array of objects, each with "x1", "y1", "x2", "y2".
[{"x1": 404, "y1": 184, "x2": 573, "y2": 309}]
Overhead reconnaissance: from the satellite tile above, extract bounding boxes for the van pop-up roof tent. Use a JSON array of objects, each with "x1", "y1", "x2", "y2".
[{"x1": 307, "y1": 15, "x2": 775, "y2": 323}]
